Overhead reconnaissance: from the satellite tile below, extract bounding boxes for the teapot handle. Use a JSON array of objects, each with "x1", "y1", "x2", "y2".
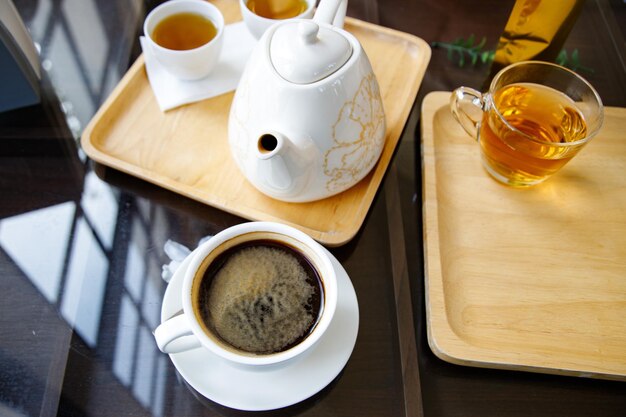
[{"x1": 314, "y1": 0, "x2": 347, "y2": 28}]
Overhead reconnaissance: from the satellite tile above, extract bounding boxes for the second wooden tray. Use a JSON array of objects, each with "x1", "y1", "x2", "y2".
[
  {"x1": 81, "y1": 0, "x2": 431, "y2": 246},
  {"x1": 421, "y1": 91, "x2": 626, "y2": 380}
]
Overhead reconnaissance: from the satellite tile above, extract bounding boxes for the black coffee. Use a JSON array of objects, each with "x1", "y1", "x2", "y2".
[{"x1": 196, "y1": 240, "x2": 323, "y2": 355}]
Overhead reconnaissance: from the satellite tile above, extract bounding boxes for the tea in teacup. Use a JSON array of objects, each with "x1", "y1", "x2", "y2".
[
  {"x1": 151, "y1": 12, "x2": 218, "y2": 50},
  {"x1": 245, "y1": 0, "x2": 308, "y2": 19},
  {"x1": 143, "y1": 0, "x2": 224, "y2": 80},
  {"x1": 239, "y1": 0, "x2": 315, "y2": 39}
]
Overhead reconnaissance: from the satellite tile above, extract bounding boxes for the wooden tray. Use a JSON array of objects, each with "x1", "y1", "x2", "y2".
[
  {"x1": 421, "y1": 91, "x2": 626, "y2": 380},
  {"x1": 80, "y1": 0, "x2": 431, "y2": 246}
]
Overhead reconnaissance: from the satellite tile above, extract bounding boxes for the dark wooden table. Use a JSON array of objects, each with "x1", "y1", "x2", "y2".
[{"x1": 1, "y1": 1, "x2": 625, "y2": 416}]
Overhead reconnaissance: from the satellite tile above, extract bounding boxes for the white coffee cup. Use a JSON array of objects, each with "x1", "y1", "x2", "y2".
[
  {"x1": 143, "y1": 0, "x2": 224, "y2": 80},
  {"x1": 239, "y1": 0, "x2": 318, "y2": 39},
  {"x1": 154, "y1": 222, "x2": 338, "y2": 368}
]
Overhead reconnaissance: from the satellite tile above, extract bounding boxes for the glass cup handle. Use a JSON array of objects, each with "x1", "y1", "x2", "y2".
[
  {"x1": 154, "y1": 314, "x2": 201, "y2": 354},
  {"x1": 450, "y1": 87, "x2": 485, "y2": 140}
]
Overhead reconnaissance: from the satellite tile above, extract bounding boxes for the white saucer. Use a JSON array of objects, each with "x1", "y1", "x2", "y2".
[{"x1": 160, "y1": 247, "x2": 359, "y2": 411}]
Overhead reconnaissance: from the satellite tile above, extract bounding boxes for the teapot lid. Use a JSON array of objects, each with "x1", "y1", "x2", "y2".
[{"x1": 269, "y1": 20, "x2": 352, "y2": 84}]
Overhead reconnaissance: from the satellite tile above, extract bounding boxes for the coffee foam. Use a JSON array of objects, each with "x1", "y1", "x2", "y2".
[{"x1": 204, "y1": 245, "x2": 317, "y2": 354}]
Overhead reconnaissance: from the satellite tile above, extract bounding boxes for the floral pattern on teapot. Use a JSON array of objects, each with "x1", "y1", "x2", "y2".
[{"x1": 324, "y1": 72, "x2": 385, "y2": 193}]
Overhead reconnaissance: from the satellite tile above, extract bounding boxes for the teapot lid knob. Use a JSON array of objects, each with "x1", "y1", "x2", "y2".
[
  {"x1": 269, "y1": 20, "x2": 352, "y2": 85},
  {"x1": 299, "y1": 21, "x2": 319, "y2": 44}
]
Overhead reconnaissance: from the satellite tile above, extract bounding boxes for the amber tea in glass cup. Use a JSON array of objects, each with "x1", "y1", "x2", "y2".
[{"x1": 450, "y1": 61, "x2": 604, "y2": 187}]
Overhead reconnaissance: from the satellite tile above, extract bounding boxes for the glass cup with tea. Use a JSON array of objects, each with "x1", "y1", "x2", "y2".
[
  {"x1": 239, "y1": 0, "x2": 318, "y2": 39},
  {"x1": 450, "y1": 60, "x2": 604, "y2": 187},
  {"x1": 143, "y1": 0, "x2": 224, "y2": 80},
  {"x1": 153, "y1": 222, "x2": 338, "y2": 368}
]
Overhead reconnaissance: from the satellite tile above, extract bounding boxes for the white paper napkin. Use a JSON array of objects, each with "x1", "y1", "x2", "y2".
[
  {"x1": 161, "y1": 235, "x2": 213, "y2": 282},
  {"x1": 141, "y1": 22, "x2": 256, "y2": 112}
]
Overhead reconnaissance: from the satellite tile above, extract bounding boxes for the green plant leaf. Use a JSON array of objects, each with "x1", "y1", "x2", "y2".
[
  {"x1": 432, "y1": 36, "x2": 593, "y2": 73},
  {"x1": 475, "y1": 37, "x2": 487, "y2": 50},
  {"x1": 467, "y1": 34, "x2": 475, "y2": 48}
]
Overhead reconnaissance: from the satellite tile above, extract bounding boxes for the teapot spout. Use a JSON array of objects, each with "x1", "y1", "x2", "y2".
[
  {"x1": 257, "y1": 132, "x2": 284, "y2": 158},
  {"x1": 256, "y1": 132, "x2": 293, "y2": 191},
  {"x1": 254, "y1": 131, "x2": 318, "y2": 197}
]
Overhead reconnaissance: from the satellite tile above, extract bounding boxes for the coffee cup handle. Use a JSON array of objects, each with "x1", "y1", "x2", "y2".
[
  {"x1": 450, "y1": 87, "x2": 485, "y2": 140},
  {"x1": 154, "y1": 314, "x2": 201, "y2": 354}
]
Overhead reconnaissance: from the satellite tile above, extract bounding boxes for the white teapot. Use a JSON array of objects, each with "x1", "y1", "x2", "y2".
[{"x1": 228, "y1": 0, "x2": 385, "y2": 202}]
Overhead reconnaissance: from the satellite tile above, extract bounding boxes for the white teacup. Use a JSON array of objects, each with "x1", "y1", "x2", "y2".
[
  {"x1": 154, "y1": 222, "x2": 338, "y2": 368},
  {"x1": 239, "y1": 0, "x2": 317, "y2": 39},
  {"x1": 143, "y1": 0, "x2": 224, "y2": 80}
]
